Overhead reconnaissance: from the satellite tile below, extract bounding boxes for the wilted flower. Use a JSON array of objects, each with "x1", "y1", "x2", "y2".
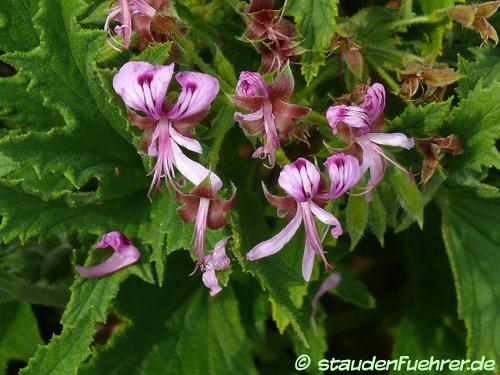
[
  {"x1": 176, "y1": 178, "x2": 236, "y2": 259},
  {"x1": 448, "y1": 1, "x2": 500, "y2": 45},
  {"x1": 418, "y1": 134, "x2": 463, "y2": 185},
  {"x1": 113, "y1": 61, "x2": 221, "y2": 193},
  {"x1": 243, "y1": 0, "x2": 303, "y2": 72},
  {"x1": 105, "y1": 0, "x2": 168, "y2": 50},
  {"x1": 398, "y1": 58, "x2": 461, "y2": 102},
  {"x1": 200, "y1": 237, "x2": 231, "y2": 296},
  {"x1": 230, "y1": 65, "x2": 311, "y2": 168},
  {"x1": 330, "y1": 31, "x2": 364, "y2": 79},
  {"x1": 246, "y1": 156, "x2": 360, "y2": 281},
  {"x1": 311, "y1": 272, "x2": 342, "y2": 331},
  {"x1": 76, "y1": 232, "x2": 140, "y2": 278},
  {"x1": 327, "y1": 83, "x2": 415, "y2": 198}
]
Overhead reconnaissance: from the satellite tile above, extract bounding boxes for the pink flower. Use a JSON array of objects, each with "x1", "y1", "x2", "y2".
[
  {"x1": 230, "y1": 65, "x2": 310, "y2": 168},
  {"x1": 176, "y1": 179, "x2": 236, "y2": 259},
  {"x1": 200, "y1": 237, "x2": 231, "y2": 296},
  {"x1": 105, "y1": 0, "x2": 165, "y2": 50},
  {"x1": 326, "y1": 83, "x2": 415, "y2": 197},
  {"x1": 246, "y1": 156, "x2": 360, "y2": 281},
  {"x1": 113, "y1": 61, "x2": 221, "y2": 193},
  {"x1": 76, "y1": 232, "x2": 140, "y2": 278}
]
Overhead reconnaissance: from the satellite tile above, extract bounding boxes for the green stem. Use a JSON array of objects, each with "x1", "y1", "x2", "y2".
[
  {"x1": 171, "y1": 30, "x2": 233, "y2": 93},
  {"x1": 388, "y1": 12, "x2": 446, "y2": 30},
  {"x1": 0, "y1": 274, "x2": 69, "y2": 307},
  {"x1": 399, "y1": 0, "x2": 414, "y2": 20},
  {"x1": 366, "y1": 56, "x2": 400, "y2": 93}
]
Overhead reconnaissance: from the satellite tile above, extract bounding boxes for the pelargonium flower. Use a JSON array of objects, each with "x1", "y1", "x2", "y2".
[
  {"x1": 244, "y1": 0, "x2": 303, "y2": 72},
  {"x1": 326, "y1": 83, "x2": 415, "y2": 197},
  {"x1": 246, "y1": 156, "x2": 360, "y2": 281},
  {"x1": 200, "y1": 237, "x2": 231, "y2": 296},
  {"x1": 113, "y1": 61, "x2": 221, "y2": 193},
  {"x1": 230, "y1": 65, "x2": 310, "y2": 168},
  {"x1": 105, "y1": 0, "x2": 167, "y2": 50},
  {"x1": 76, "y1": 232, "x2": 140, "y2": 278},
  {"x1": 176, "y1": 178, "x2": 236, "y2": 259}
]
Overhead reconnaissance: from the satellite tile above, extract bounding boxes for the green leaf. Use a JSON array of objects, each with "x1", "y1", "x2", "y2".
[
  {"x1": 391, "y1": 306, "x2": 465, "y2": 375},
  {"x1": 391, "y1": 169, "x2": 424, "y2": 229},
  {"x1": 0, "y1": 153, "x2": 17, "y2": 178},
  {"x1": 438, "y1": 192, "x2": 500, "y2": 364},
  {"x1": 332, "y1": 264, "x2": 376, "y2": 309},
  {"x1": 286, "y1": 0, "x2": 339, "y2": 84},
  {"x1": 445, "y1": 82, "x2": 500, "y2": 197},
  {"x1": 0, "y1": 185, "x2": 150, "y2": 243},
  {"x1": 390, "y1": 99, "x2": 451, "y2": 138},
  {"x1": 417, "y1": 0, "x2": 456, "y2": 57},
  {"x1": 345, "y1": 194, "x2": 369, "y2": 250},
  {"x1": 131, "y1": 42, "x2": 172, "y2": 65},
  {"x1": 20, "y1": 311, "x2": 96, "y2": 375},
  {"x1": 0, "y1": 0, "x2": 148, "y2": 202},
  {"x1": 0, "y1": 302, "x2": 43, "y2": 373},
  {"x1": 81, "y1": 253, "x2": 257, "y2": 375},
  {"x1": 0, "y1": 0, "x2": 39, "y2": 52},
  {"x1": 457, "y1": 47, "x2": 500, "y2": 99},
  {"x1": 369, "y1": 189, "x2": 387, "y2": 246}
]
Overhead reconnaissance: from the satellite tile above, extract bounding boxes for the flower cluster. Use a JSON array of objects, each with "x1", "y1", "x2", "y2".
[
  {"x1": 77, "y1": 11, "x2": 417, "y2": 292},
  {"x1": 76, "y1": 61, "x2": 234, "y2": 296}
]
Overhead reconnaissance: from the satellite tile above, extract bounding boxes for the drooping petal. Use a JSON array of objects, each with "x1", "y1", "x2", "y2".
[
  {"x1": 167, "y1": 72, "x2": 219, "y2": 121},
  {"x1": 202, "y1": 270, "x2": 222, "y2": 296},
  {"x1": 246, "y1": 205, "x2": 303, "y2": 261},
  {"x1": 229, "y1": 95, "x2": 265, "y2": 111},
  {"x1": 235, "y1": 71, "x2": 269, "y2": 98},
  {"x1": 302, "y1": 241, "x2": 315, "y2": 282},
  {"x1": 76, "y1": 231, "x2": 140, "y2": 278},
  {"x1": 172, "y1": 142, "x2": 223, "y2": 191},
  {"x1": 170, "y1": 125, "x2": 202, "y2": 153},
  {"x1": 278, "y1": 158, "x2": 320, "y2": 202},
  {"x1": 326, "y1": 105, "x2": 370, "y2": 134},
  {"x1": 358, "y1": 141, "x2": 385, "y2": 195},
  {"x1": 362, "y1": 83, "x2": 386, "y2": 125},
  {"x1": 234, "y1": 108, "x2": 265, "y2": 135},
  {"x1": 320, "y1": 153, "x2": 361, "y2": 200},
  {"x1": 211, "y1": 237, "x2": 231, "y2": 270},
  {"x1": 365, "y1": 132, "x2": 415, "y2": 149},
  {"x1": 311, "y1": 273, "x2": 342, "y2": 330},
  {"x1": 207, "y1": 188, "x2": 237, "y2": 230},
  {"x1": 309, "y1": 202, "x2": 343, "y2": 238}
]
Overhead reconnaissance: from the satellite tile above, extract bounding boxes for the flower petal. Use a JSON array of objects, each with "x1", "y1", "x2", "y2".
[
  {"x1": 167, "y1": 72, "x2": 219, "y2": 121},
  {"x1": 278, "y1": 158, "x2": 320, "y2": 202},
  {"x1": 262, "y1": 182, "x2": 297, "y2": 220},
  {"x1": 211, "y1": 237, "x2": 231, "y2": 270},
  {"x1": 326, "y1": 105, "x2": 370, "y2": 134},
  {"x1": 202, "y1": 270, "x2": 223, "y2": 296},
  {"x1": 235, "y1": 71, "x2": 269, "y2": 98},
  {"x1": 302, "y1": 241, "x2": 315, "y2": 282},
  {"x1": 172, "y1": 142, "x2": 223, "y2": 191},
  {"x1": 170, "y1": 125, "x2": 202, "y2": 153},
  {"x1": 310, "y1": 202, "x2": 342, "y2": 238},
  {"x1": 270, "y1": 61, "x2": 295, "y2": 99},
  {"x1": 76, "y1": 232, "x2": 140, "y2": 278},
  {"x1": 320, "y1": 153, "x2": 361, "y2": 200},
  {"x1": 365, "y1": 133, "x2": 415, "y2": 149},
  {"x1": 246, "y1": 205, "x2": 303, "y2": 261},
  {"x1": 362, "y1": 83, "x2": 386, "y2": 125},
  {"x1": 272, "y1": 99, "x2": 311, "y2": 119}
]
